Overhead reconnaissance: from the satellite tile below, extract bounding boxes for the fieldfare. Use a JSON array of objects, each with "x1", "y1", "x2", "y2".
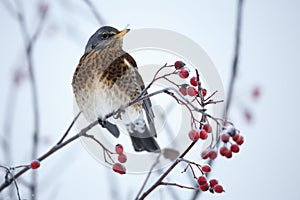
[{"x1": 72, "y1": 26, "x2": 160, "y2": 152}]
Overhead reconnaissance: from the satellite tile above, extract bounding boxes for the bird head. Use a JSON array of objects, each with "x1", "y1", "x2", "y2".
[{"x1": 84, "y1": 26, "x2": 130, "y2": 53}]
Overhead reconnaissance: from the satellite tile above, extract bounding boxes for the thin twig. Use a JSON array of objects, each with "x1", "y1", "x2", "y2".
[
  {"x1": 191, "y1": 0, "x2": 245, "y2": 199},
  {"x1": 135, "y1": 153, "x2": 162, "y2": 200}
]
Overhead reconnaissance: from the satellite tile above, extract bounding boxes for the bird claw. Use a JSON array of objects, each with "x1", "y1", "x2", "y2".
[
  {"x1": 113, "y1": 107, "x2": 125, "y2": 120},
  {"x1": 98, "y1": 117, "x2": 107, "y2": 127}
]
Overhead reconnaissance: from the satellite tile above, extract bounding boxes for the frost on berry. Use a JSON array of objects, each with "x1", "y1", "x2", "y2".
[
  {"x1": 188, "y1": 129, "x2": 199, "y2": 141},
  {"x1": 178, "y1": 68, "x2": 189, "y2": 79},
  {"x1": 30, "y1": 160, "x2": 40, "y2": 169},
  {"x1": 187, "y1": 87, "x2": 198, "y2": 97},
  {"x1": 115, "y1": 144, "x2": 124, "y2": 154},
  {"x1": 112, "y1": 163, "x2": 126, "y2": 175},
  {"x1": 174, "y1": 60, "x2": 185, "y2": 69},
  {"x1": 118, "y1": 154, "x2": 127, "y2": 163},
  {"x1": 179, "y1": 86, "x2": 187, "y2": 96}
]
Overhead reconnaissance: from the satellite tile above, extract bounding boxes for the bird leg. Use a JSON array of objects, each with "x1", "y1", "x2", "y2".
[{"x1": 113, "y1": 106, "x2": 126, "y2": 120}]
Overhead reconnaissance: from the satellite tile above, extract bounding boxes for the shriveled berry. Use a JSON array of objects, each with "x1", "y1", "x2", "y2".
[
  {"x1": 112, "y1": 163, "x2": 126, "y2": 175},
  {"x1": 188, "y1": 129, "x2": 199, "y2": 141},
  {"x1": 115, "y1": 144, "x2": 124, "y2": 154},
  {"x1": 221, "y1": 134, "x2": 230, "y2": 143},
  {"x1": 209, "y1": 179, "x2": 218, "y2": 188},
  {"x1": 231, "y1": 144, "x2": 240, "y2": 153},
  {"x1": 203, "y1": 124, "x2": 212, "y2": 133},
  {"x1": 179, "y1": 86, "x2": 187, "y2": 96},
  {"x1": 213, "y1": 184, "x2": 224, "y2": 193},
  {"x1": 201, "y1": 165, "x2": 211, "y2": 173},
  {"x1": 208, "y1": 150, "x2": 217, "y2": 159},
  {"x1": 179, "y1": 68, "x2": 189, "y2": 79},
  {"x1": 174, "y1": 60, "x2": 185, "y2": 69},
  {"x1": 190, "y1": 76, "x2": 198, "y2": 86},
  {"x1": 118, "y1": 153, "x2": 127, "y2": 163},
  {"x1": 220, "y1": 146, "x2": 229, "y2": 156},
  {"x1": 201, "y1": 88, "x2": 207, "y2": 97},
  {"x1": 187, "y1": 87, "x2": 198, "y2": 96},
  {"x1": 30, "y1": 160, "x2": 40, "y2": 169},
  {"x1": 197, "y1": 175, "x2": 207, "y2": 186}
]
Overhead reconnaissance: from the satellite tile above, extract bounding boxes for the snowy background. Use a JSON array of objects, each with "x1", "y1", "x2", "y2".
[{"x1": 0, "y1": 0, "x2": 300, "y2": 199}]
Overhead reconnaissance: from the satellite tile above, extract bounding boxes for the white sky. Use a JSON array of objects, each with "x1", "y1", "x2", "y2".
[{"x1": 0, "y1": 0, "x2": 300, "y2": 199}]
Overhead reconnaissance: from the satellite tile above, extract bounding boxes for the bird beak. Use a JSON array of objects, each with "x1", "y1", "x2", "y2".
[{"x1": 115, "y1": 29, "x2": 130, "y2": 38}]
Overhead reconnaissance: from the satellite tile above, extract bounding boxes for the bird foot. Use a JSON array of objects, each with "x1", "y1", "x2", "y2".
[
  {"x1": 98, "y1": 117, "x2": 107, "y2": 127},
  {"x1": 113, "y1": 106, "x2": 126, "y2": 120}
]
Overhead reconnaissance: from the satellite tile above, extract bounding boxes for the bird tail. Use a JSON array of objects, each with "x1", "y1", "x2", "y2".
[{"x1": 126, "y1": 121, "x2": 160, "y2": 152}]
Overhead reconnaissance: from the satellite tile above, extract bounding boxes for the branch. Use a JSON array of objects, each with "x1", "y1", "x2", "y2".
[
  {"x1": 82, "y1": 0, "x2": 105, "y2": 25},
  {"x1": 191, "y1": 0, "x2": 245, "y2": 199}
]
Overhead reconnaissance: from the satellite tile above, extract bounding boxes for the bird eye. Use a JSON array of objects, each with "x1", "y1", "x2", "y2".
[{"x1": 101, "y1": 32, "x2": 109, "y2": 39}]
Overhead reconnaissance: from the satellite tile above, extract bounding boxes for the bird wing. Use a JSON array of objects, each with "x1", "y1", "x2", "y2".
[{"x1": 123, "y1": 53, "x2": 158, "y2": 137}]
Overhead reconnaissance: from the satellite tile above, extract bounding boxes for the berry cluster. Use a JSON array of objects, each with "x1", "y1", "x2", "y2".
[
  {"x1": 175, "y1": 61, "x2": 207, "y2": 98},
  {"x1": 112, "y1": 144, "x2": 127, "y2": 175},
  {"x1": 219, "y1": 124, "x2": 244, "y2": 159},
  {"x1": 188, "y1": 123, "x2": 212, "y2": 141},
  {"x1": 197, "y1": 173, "x2": 224, "y2": 193}
]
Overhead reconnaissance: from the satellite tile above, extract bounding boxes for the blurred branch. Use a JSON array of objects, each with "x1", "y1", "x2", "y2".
[
  {"x1": 82, "y1": 0, "x2": 105, "y2": 25},
  {"x1": 12, "y1": 0, "x2": 48, "y2": 198},
  {"x1": 191, "y1": 0, "x2": 245, "y2": 199}
]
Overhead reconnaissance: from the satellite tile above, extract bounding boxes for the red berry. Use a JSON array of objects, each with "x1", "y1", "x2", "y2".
[
  {"x1": 118, "y1": 153, "x2": 127, "y2": 163},
  {"x1": 187, "y1": 87, "x2": 198, "y2": 96},
  {"x1": 208, "y1": 150, "x2": 217, "y2": 159},
  {"x1": 115, "y1": 144, "x2": 124, "y2": 154},
  {"x1": 201, "y1": 150, "x2": 209, "y2": 159},
  {"x1": 219, "y1": 146, "x2": 228, "y2": 156},
  {"x1": 188, "y1": 129, "x2": 199, "y2": 141},
  {"x1": 201, "y1": 165, "x2": 211, "y2": 173},
  {"x1": 199, "y1": 130, "x2": 208, "y2": 140},
  {"x1": 179, "y1": 68, "x2": 189, "y2": 79},
  {"x1": 232, "y1": 134, "x2": 240, "y2": 141},
  {"x1": 200, "y1": 183, "x2": 209, "y2": 191},
  {"x1": 174, "y1": 60, "x2": 185, "y2": 69},
  {"x1": 197, "y1": 175, "x2": 207, "y2": 186},
  {"x1": 209, "y1": 179, "x2": 218, "y2": 188},
  {"x1": 179, "y1": 86, "x2": 187, "y2": 96},
  {"x1": 252, "y1": 86, "x2": 261, "y2": 99},
  {"x1": 213, "y1": 184, "x2": 224, "y2": 193},
  {"x1": 190, "y1": 76, "x2": 198, "y2": 86},
  {"x1": 203, "y1": 124, "x2": 212, "y2": 133},
  {"x1": 221, "y1": 134, "x2": 230, "y2": 143},
  {"x1": 201, "y1": 88, "x2": 207, "y2": 97},
  {"x1": 112, "y1": 163, "x2": 126, "y2": 175},
  {"x1": 236, "y1": 135, "x2": 244, "y2": 145},
  {"x1": 30, "y1": 160, "x2": 40, "y2": 169},
  {"x1": 225, "y1": 150, "x2": 232, "y2": 158},
  {"x1": 231, "y1": 144, "x2": 240, "y2": 153}
]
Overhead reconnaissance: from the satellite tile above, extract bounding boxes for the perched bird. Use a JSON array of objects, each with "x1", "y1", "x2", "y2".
[{"x1": 72, "y1": 26, "x2": 160, "y2": 152}]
